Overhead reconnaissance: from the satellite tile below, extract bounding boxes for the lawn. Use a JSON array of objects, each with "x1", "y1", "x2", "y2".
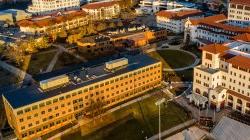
[
  {"x1": 62, "y1": 92, "x2": 190, "y2": 140},
  {"x1": 53, "y1": 52, "x2": 82, "y2": 71},
  {"x1": 148, "y1": 50, "x2": 195, "y2": 69},
  {"x1": 24, "y1": 50, "x2": 57, "y2": 75}
]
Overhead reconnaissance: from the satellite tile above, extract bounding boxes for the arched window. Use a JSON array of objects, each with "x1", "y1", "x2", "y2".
[
  {"x1": 237, "y1": 99, "x2": 242, "y2": 105},
  {"x1": 228, "y1": 95, "x2": 233, "y2": 101},
  {"x1": 195, "y1": 88, "x2": 201, "y2": 94},
  {"x1": 203, "y1": 92, "x2": 208, "y2": 98}
]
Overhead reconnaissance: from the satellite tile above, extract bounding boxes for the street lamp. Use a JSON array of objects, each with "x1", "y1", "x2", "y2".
[{"x1": 155, "y1": 98, "x2": 166, "y2": 140}]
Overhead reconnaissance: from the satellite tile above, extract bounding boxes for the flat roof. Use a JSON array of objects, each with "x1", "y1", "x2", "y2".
[
  {"x1": 212, "y1": 117, "x2": 250, "y2": 140},
  {"x1": 3, "y1": 54, "x2": 159, "y2": 109}
]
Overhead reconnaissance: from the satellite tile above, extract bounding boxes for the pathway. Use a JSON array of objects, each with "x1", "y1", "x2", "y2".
[
  {"x1": 52, "y1": 43, "x2": 87, "y2": 62},
  {"x1": 45, "y1": 49, "x2": 62, "y2": 72},
  {"x1": 145, "y1": 48, "x2": 200, "y2": 72}
]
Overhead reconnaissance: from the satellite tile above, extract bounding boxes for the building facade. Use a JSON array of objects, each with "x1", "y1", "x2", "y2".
[
  {"x1": 2, "y1": 54, "x2": 162, "y2": 140},
  {"x1": 81, "y1": 1, "x2": 120, "y2": 20},
  {"x1": 18, "y1": 10, "x2": 88, "y2": 34},
  {"x1": 156, "y1": 8, "x2": 203, "y2": 33},
  {"x1": 27, "y1": 0, "x2": 80, "y2": 15},
  {"x1": 185, "y1": 14, "x2": 250, "y2": 46},
  {"x1": 191, "y1": 36, "x2": 250, "y2": 114},
  {"x1": 138, "y1": 0, "x2": 168, "y2": 14},
  {"x1": 228, "y1": 0, "x2": 250, "y2": 27}
]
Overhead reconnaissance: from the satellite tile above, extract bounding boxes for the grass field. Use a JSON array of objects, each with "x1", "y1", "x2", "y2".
[
  {"x1": 25, "y1": 51, "x2": 57, "y2": 75},
  {"x1": 148, "y1": 50, "x2": 195, "y2": 69},
  {"x1": 62, "y1": 92, "x2": 190, "y2": 140}
]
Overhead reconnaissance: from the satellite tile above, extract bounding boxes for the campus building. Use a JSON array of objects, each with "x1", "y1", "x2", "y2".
[
  {"x1": 81, "y1": 1, "x2": 120, "y2": 20},
  {"x1": 185, "y1": 14, "x2": 250, "y2": 46},
  {"x1": 156, "y1": 8, "x2": 203, "y2": 33},
  {"x1": 190, "y1": 34, "x2": 250, "y2": 114},
  {"x1": 27, "y1": 0, "x2": 80, "y2": 15},
  {"x1": 138, "y1": 0, "x2": 168, "y2": 14},
  {"x1": 18, "y1": 10, "x2": 88, "y2": 34},
  {"x1": 228, "y1": 0, "x2": 250, "y2": 27},
  {"x1": 2, "y1": 54, "x2": 162, "y2": 140}
]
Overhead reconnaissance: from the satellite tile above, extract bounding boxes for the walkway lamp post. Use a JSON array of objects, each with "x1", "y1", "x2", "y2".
[{"x1": 155, "y1": 98, "x2": 166, "y2": 140}]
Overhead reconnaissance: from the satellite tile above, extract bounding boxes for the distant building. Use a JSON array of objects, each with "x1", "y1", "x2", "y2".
[
  {"x1": 27, "y1": 0, "x2": 80, "y2": 15},
  {"x1": 138, "y1": 0, "x2": 168, "y2": 14},
  {"x1": 185, "y1": 14, "x2": 250, "y2": 46},
  {"x1": 2, "y1": 54, "x2": 162, "y2": 140},
  {"x1": 228, "y1": 0, "x2": 250, "y2": 27},
  {"x1": 81, "y1": 1, "x2": 120, "y2": 20},
  {"x1": 191, "y1": 37, "x2": 250, "y2": 113},
  {"x1": 77, "y1": 35, "x2": 113, "y2": 53},
  {"x1": 0, "y1": 9, "x2": 31, "y2": 25},
  {"x1": 18, "y1": 10, "x2": 88, "y2": 34},
  {"x1": 156, "y1": 8, "x2": 203, "y2": 33}
]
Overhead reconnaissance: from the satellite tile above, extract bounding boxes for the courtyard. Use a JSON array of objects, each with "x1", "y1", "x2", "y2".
[{"x1": 62, "y1": 92, "x2": 191, "y2": 140}]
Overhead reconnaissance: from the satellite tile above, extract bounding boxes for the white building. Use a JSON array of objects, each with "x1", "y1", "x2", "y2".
[
  {"x1": 185, "y1": 14, "x2": 250, "y2": 46},
  {"x1": 156, "y1": 8, "x2": 203, "y2": 33},
  {"x1": 138, "y1": 0, "x2": 168, "y2": 14},
  {"x1": 81, "y1": 1, "x2": 120, "y2": 20},
  {"x1": 191, "y1": 34, "x2": 250, "y2": 114},
  {"x1": 27, "y1": 0, "x2": 80, "y2": 15},
  {"x1": 228, "y1": 0, "x2": 250, "y2": 27}
]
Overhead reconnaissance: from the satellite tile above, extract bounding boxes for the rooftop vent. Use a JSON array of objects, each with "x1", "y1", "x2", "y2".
[
  {"x1": 105, "y1": 58, "x2": 128, "y2": 70},
  {"x1": 39, "y1": 75, "x2": 69, "y2": 90}
]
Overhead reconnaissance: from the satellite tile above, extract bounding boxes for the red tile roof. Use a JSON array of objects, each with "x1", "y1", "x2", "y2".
[
  {"x1": 227, "y1": 55, "x2": 250, "y2": 70},
  {"x1": 156, "y1": 9, "x2": 203, "y2": 20},
  {"x1": 233, "y1": 33, "x2": 250, "y2": 42},
  {"x1": 188, "y1": 14, "x2": 250, "y2": 34},
  {"x1": 188, "y1": 14, "x2": 226, "y2": 25},
  {"x1": 81, "y1": 1, "x2": 119, "y2": 9},
  {"x1": 18, "y1": 11, "x2": 87, "y2": 28},
  {"x1": 227, "y1": 89, "x2": 250, "y2": 102},
  {"x1": 200, "y1": 44, "x2": 230, "y2": 54},
  {"x1": 230, "y1": 0, "x2": 250, "y2": 6}
]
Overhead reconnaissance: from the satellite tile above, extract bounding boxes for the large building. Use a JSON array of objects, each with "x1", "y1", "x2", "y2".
[
  {"x1": 228, "y1": 0, "x2": 250, "y2": 27},
  {"x1": 190, "y1": 34, "x2": 250, "y2": 114},
  {"x1": 2, "y1": 54, "x2": 162, "y2": 140},
  {"x1": 27, "y1": 0, "x2": 80, "y2": 15},
  {"x1": 18, "y1": 10, "x2": 88, "y2": 34},
  {"x1": 156, "y1": 8, "x2": 203, "y2": 33},
  {"x1": 185, "y1": 14, "x2": 250, "y2": 46},
  {"x1": 81, "y1": 1, "x2": 120, "y2": 20},
  {"x1": 185, "y1": 0, "x2": 250, "y2": 45}
]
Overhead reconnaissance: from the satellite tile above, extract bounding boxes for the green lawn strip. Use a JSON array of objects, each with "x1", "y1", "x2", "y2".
[
  {"x1": 148, "y1": 50, "x2": 195, "y2": 69},
  {"x1": 27, "y1": 51, "x2": 56, "y2": 75}
]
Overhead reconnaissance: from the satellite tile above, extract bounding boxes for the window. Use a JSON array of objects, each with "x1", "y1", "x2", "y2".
[
  {"x1": 53, "y1": 98, "x2": 58, "y2": 103},
  {"x1": 205, "y1": 53, "x2": 212, "y2": 60}
]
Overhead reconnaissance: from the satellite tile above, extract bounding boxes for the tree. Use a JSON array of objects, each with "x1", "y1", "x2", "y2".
[
  {"x1": 109, "y1": 22, "x2": 116, "y2": 29},
  {"x1": 96, "y1": 22, "x2": 107, "y2": 32},
  {"x1": 35, "y1": 36, "x2": 49, "y2": 49},
  {"x1": 117, "y1": 21, "x2": 123, "y2": 27},
  {"x1": 3, "y1": 45, "x2": 25, "y2": 66}
]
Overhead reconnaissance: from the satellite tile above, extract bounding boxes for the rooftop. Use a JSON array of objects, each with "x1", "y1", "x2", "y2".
[
  {"x1": 3, "y1": 54, "x2": 159, "y2": 109},
  {"x1": 188, "y1": 14, "x2": 250, "y2": 34},
  {"x1": 156, "y1": 8, "x2": 203, "y2": 20},
  {"x1": 200, "y1": 44, "x2": 230, "y2": 54},
  {"x1": 233, "y1": 33, "x2": 250, "y2": 42},
  {"x1": 81, "y1": 1, "x2": 119, "y2": 9},
  {"x1": 18, "y1": 10, "x2": 87, "y2": 28},
  {"x1": 227, "y1": 55, "x2": 250, "y2": 70},
  {"x1": 230, "y1": 0, "x2": 250, "y2": 5},
  {"x1": 212, "y1": 116, "x2": 250, "y2": 140}
]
